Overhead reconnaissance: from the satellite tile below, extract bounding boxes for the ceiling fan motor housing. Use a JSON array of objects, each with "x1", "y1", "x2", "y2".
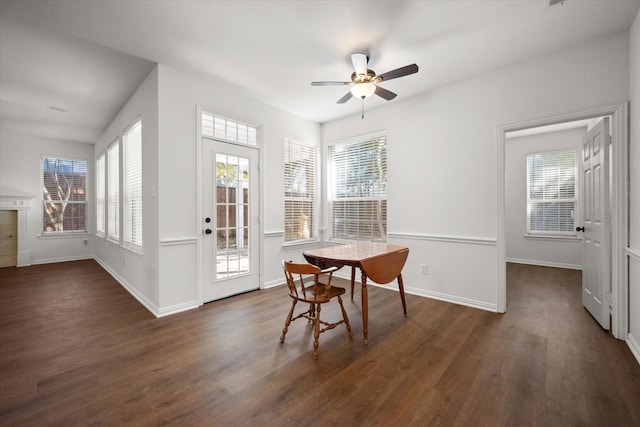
[{"x1": 351, "y1": 70, "x2": 377, "y2": 83}]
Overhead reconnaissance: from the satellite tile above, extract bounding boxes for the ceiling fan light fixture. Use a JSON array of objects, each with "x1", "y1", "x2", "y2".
[{"x1": 350, "y1": 82, "x2": 376, "y2": 99}]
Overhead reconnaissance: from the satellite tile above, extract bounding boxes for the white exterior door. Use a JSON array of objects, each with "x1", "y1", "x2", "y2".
[
  {"x1": 579, "y1": 118, "x2": 610, "y2": 329},
  {"x1": 202, "y1": 138, "x2": 260, "y2": 302}
]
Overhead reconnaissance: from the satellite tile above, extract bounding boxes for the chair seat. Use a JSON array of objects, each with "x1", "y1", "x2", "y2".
[{"x1": 298, "y1": 284, "x2": 346, "y2": 303}]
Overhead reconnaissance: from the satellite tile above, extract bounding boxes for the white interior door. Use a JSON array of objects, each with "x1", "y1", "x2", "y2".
[
  {"x1": 202, "y1": 138, "x2": 260, "y2": 302},
  {"x1": 579, "y1": 118, "x2": 610, "y2": 329}
]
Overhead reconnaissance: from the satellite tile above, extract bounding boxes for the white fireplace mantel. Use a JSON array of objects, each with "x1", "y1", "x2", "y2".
[
  {"x1": 0, "y1": 194, "x2": 34, "y2": 210},
  {"x1": 0, "y1": 193, "x2": 35, "y2": 266}
]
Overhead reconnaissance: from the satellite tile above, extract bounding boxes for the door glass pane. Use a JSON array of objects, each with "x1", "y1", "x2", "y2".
[{"x1": 215, "y1": 153, "x2": 251, "y2": 279}]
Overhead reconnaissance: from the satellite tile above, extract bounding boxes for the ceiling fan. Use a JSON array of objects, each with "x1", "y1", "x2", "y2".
[{"x1": 311, "y1": 53, "x2": 419, "y2": 118}]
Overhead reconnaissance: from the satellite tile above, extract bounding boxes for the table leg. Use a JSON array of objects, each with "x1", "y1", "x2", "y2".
[
  {"x1": 350, "y1": 266, "x2": 356, "y2": 300},
  {"x1": 397, "y1": 273, "x2": 407, "y2": 316},
  {"x1": 361, "y1": 270, "x2": 368, "y2": 344}
]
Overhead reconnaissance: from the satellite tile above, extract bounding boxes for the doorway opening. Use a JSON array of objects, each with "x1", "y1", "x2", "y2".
[{"x1": 497, "y1": 103, "x2": 629, "y2": 339}]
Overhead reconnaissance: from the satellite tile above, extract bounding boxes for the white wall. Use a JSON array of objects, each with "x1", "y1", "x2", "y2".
[
  {"x1": 93, "y1": 66, "x2": 159, "y2": 313},
  {"x1": 155, "y1": 64, "x2": 321, "y2": 314},
  {"x1": 322, "y1": 30, "x2": 630, "y2": 311},
  {"x1": 0, "y1": 129, "x2": 95, "y2": 264},
  {"x1": 628, "y1": 9, "x2": 640, "y2": 361},
  {"x1": 506, "y1": 127, "x2": 585, "y2": 269}
]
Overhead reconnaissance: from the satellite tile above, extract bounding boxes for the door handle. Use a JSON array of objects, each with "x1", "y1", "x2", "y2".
[
  {"x1": 205, "y1": 229, "x2": 212, "y2": 235},
  {"x1": 576, "y1": 226, "x2": 585, "y2": 232}
]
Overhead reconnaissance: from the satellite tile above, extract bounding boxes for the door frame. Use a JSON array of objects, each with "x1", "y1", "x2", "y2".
[
  {"x1": 196, "y1": 105, "x2": 264, "y2": 306},
  {"x1": 497, "y1": 102, "x2": 629, "y2": 339}
]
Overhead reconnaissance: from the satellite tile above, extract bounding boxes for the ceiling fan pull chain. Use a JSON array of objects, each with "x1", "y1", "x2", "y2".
[{"x1": 361, "y1": 97, "x2": 365, "y2": 119}]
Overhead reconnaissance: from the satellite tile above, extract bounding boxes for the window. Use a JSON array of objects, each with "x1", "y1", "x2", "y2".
[
  {"x1": 201, "y1": 111, "x2": 257, "y2": 145},
  {"x1": 42, "y1": 156, "x2": 87, "y2": 233},
  {"x1": 527, "y1": 149, "x2": 577, "y2": 235},
  {"x1": 107, "y1": 140, "x2": 120, "y2": 242},
  {"x1": 123, "y1": 119, "x2": 142, "y2": 250},
  {"x1": 328, "y1": 132, "x2": 387, "y2": 242},
  {"x1": 96, "y1": 154, "x2": 105, "y2": 236},
  {"x1": 284, "y1": 139, "x2": 316, "y2": 243}
]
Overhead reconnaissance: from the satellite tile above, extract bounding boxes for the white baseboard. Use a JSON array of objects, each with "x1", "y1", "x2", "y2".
[
  {"x1": 264, "y1": 278, "x2": 285, "y2": 289},
  {"x1": 93, "y1": 256, "x2": 160, "y2": 318},
  {"x1": 334, "y1": 272, "x2": 497, "y2": 313},
  {"x1": 506, "y1": 258, "x2": 582, "y2": 270},
  {"x1": 405, "y1": 287, "x2": 498, "y2": 312},
  {"x1": 30, "y1": 254, "x2": 94, "y2": 265},
  {"x1": 158, "y1": 300, "x2": 199, "y2": 317},
  {"x1": 628, "y1": 333, "x2": 640, "y2": 366}
]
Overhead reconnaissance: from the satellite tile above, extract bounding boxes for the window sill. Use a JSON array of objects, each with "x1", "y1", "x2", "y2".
[
  {"x1": 123, "y1": 243, "x2": 143, "y2": 256},
  {"x1": 524, "y1": 234, "x2": 581, "y2": 242},
  {"x1": 38, "y1": 232, "x2": 91, "y2": 240},
  {"x1": 282, "y1": 238, "x2": 319, "y2": 249},
  {"x1": 328, "y1": 238, "x2": 387, "y2": 245}
]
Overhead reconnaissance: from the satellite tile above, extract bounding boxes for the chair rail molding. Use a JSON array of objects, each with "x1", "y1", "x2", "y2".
[{"x1": 388, "y1": 232, "x2": 496, "y2": 246}]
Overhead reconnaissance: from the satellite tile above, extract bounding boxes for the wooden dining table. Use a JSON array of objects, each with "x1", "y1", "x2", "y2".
[{"x1": 303, "y1": 242, "x2": 409, "y2": 343}]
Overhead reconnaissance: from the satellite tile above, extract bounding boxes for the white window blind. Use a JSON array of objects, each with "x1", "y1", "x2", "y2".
[
  {"x1": 96, "y1": 154, "x2": 105, "y2": 236},
  {"x1": 107, "y1": 140, "x2": 120, "y2": 242},
  {"x1": 328, "y1": 132, "x2": 387, "y2": 242},
  {"x1": 284, "y1": 139, "x2": 316, "y2": 242},
  {"x1": 41, "y1": 157, "x2": 87, "y2": 233},
  {"x1": 201, "y1": 111, "x2": 257, "y2": 145},
  {"x1": 527, "y1": 149, "x2": 577, "y2": 235},
  {"x1": 123, "y1": 119, "x2": 143, "y2": 250}
]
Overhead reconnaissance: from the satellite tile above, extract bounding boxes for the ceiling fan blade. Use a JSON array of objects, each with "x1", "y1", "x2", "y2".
[
  {"x1": 351, "y1": 53, "x2": 368, "y2": 78},
  {"x1": 376, "y1": 64, "x2": 419, "y2": 82},
  {"x1": 311, "y1": 81, "x2": 351, "y2": 86},
  {"x1": 374, "y1": 85, "x2": 397, "y2": 101},
  {"x1": 337, "y1": 91, "x2": 353, "y2": 104}
]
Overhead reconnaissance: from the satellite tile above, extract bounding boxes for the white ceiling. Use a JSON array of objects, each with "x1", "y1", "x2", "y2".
[{"x1": 1, "y1": 0, "x2": 639, "y2": 144}]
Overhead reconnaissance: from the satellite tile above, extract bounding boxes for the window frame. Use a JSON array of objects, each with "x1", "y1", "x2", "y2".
[
  {"x1": 107, "y1": 139, "x2": 120, "y2": 243},
  {"x1": 96, "y1": 153, "x2": 106, "y2": 237},
  {"x1": 122, "y1": 118, "x2": 143, "y2": 253},
  {"x1": 327, "y1": 131, "x2": 388, "y2": 243},
  {"x1": 201, "y1": 111, "x2": 258, "y2": 146},
  {"x1": 526, "y1": 148, "x2": 578, "y2": 237},
  {"x1": 41, "y1": 155, "x2": 88, "y2": 235},
  {"x1": 283, "y1": 138, "x2": 318, "y2": 245}
]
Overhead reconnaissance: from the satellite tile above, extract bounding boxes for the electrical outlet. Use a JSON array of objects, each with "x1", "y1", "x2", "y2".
[{"x1": 420, "y1": 264, "x2": 428, "y2": 275}]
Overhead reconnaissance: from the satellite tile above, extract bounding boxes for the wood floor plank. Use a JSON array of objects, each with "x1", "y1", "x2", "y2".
[{"x1": 1, "y1": 260, "x2": 639, "y2": 425}]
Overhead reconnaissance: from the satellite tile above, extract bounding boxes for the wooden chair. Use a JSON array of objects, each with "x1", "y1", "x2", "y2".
[{"x1": 280, "y1": 260, "x2": 353, "y2": 358}]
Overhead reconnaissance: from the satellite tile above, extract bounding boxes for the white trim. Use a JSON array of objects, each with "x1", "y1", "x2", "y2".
[
  {"x1": 94, "y1": 256, "x2": 159, "y2": 317},
  {"x1": 388, "y1": 232, "x2": 496, "y2": 246},
  {"x1": 524, "y1": 234, "x2": 581, "y2": 242},
  {"x1": 31, "y1": 254, "x2": 93, "y2": 265},
  {"x1": 0, "y1": 194, "x2": 34, "y2": 209},
  {"x1": 335, "y1": 270, "x2": 497, "y2": 312},
  {"x1": 405, "y1": 287, "x2": 497, "y2": 312},
  {"x1": 157, "y1": 300, "x2": 199, "y2": 317},
  {"x1": 264, "y1": 278, "x2": 285, "y2": 289},
  {"x1": 37, "y1": 232, "x2": 91, "y2": 239},
  {"x1": 497, "y1": 102, "x2": 629, "y2": 338},
  {"x1": 264, "y1": 230, "x2": 285, "y2": 237},
  {"x1": 627, "y1": 333, "x2": 640, "y2": 366},
  {"x1": 627, "y1": 246, "x2": 640, "y2": 262},
  {"x1": 506, "y1": 258, "x2": 582, "y2": 270},
  {"x1": 196, "y1": 104, "x2": 265, "y2": 303},
  {"x1": 282, "y1": 239, "x2": 320, "y2": 248},
  {"x1": 196, "y1": 105, "x2": 204, "y2": 306},
  {"x1": 159, "y1": 237, "x2": 198, "y2": 247},
  {"x1": 326, "y1": 128, "x2": 387, "y2": 147},
  {"x1": 40, "y1": 155, "x2": 89, "y2": 235},
  {"x1": 0, "y1": 196, "x2": 34, "y2": 266}
]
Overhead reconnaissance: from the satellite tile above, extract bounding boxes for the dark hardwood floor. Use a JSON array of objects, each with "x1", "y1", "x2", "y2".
[{"x1": 1, "y1": 260, "x2": 639, "y2": 426}]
